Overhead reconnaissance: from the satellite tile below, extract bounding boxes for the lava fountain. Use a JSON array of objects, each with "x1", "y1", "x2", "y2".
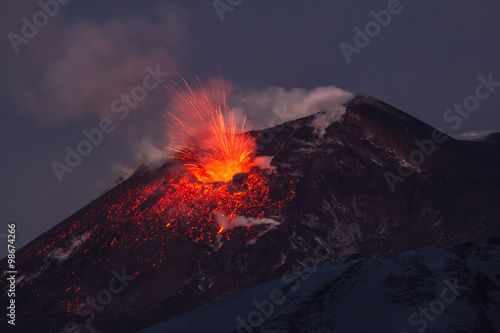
[
  {"x1": 166, "y1": 77, "x2": 256, "y2": 182},
  {"x1": 157, "y1": 77, "x2": 295, "y2": 235}
]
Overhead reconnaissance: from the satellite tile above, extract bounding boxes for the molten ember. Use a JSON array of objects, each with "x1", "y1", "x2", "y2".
[{"x1": 166, "y1": 78, "x2": 256, "y2": 182}]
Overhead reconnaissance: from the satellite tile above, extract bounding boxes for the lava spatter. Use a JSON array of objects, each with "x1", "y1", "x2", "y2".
[{"x1": 166, "y1": 77, "x2": 256, "y2": 183}]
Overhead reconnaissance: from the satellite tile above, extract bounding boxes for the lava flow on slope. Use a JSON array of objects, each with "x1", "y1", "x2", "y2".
[{"x1": 3, "y1": 165, "x2": 296, "y2": 332}]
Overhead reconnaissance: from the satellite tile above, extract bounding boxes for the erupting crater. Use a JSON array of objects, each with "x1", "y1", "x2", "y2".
[{"x1": 166, "y1": 78, "x2": 256, "y2": 183}]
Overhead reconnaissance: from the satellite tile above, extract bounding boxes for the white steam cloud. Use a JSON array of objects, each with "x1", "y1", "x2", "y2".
[
  {"x1": 214, "y1": 211, "x2": 280, "y2": 230},
  {"x1": 230, "y1": 85, "x2": 354, "y2": 133},
  {"x1": 134, "y1": 139, "x2": 170, "y2": 165},
  {"x1": 112, "y1": 138, "x2": 170, "y2": 179},
  {"x1": 457, "y1": 130, "x2": 495, "y2": 140}
]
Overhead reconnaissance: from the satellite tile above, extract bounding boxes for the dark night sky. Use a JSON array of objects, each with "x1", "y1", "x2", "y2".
[{"x1": 1, "y1": 0, "x2": 499, "y2": 254}]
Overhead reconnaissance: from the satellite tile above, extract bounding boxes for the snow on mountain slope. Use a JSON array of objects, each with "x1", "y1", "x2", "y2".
[{"x1": 141, "y1": 239, "x2": 500, "y2": 333}]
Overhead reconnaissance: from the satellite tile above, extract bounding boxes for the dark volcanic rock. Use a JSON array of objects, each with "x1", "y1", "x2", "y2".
[{"x1": 1, "y1": 95, "x2": 499, "y2": 333}]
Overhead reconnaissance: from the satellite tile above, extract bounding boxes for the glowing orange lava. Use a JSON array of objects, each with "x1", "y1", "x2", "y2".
[{"x1": 166, "y1": 78, "x2": 256, "y2": 182}]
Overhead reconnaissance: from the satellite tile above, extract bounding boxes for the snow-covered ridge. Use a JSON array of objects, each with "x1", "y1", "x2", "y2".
[{"x1": 141, "y1": 240, "x2": 500, "y2": 333}]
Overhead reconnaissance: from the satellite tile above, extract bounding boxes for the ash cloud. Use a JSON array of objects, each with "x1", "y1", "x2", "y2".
[{"x1": 4, "y1": 5, "x2": 189, "y2": 125}]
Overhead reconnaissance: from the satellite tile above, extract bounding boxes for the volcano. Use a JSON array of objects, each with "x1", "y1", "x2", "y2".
[{"x1": 2, "y1": 95, "x2": 500, "y2": 333}]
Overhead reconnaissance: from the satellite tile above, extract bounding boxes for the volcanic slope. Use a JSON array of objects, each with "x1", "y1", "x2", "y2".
[{"x1": 1, "y1": 95, "x2": 499, "y2": 333}]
